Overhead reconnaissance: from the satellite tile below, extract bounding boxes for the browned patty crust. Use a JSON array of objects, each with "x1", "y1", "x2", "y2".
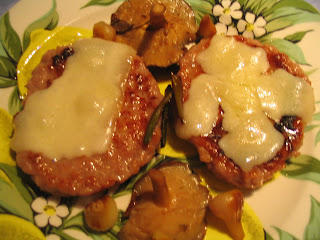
[
  {"x1": 15, "y1": 46, "x2": 163, "y2": 196},
  {"x1": 178, "y1": 36, "x2": 308, "y2": 189}
]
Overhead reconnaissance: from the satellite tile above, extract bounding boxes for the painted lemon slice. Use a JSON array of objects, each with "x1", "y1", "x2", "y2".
[{"x1": 0, "y1": 214, "x2": 45, "y2": 240}]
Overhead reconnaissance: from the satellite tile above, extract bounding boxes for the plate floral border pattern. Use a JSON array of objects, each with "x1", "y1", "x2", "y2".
[{"x1": 0, "y1": 0, "x2": 319, "y2": 239}]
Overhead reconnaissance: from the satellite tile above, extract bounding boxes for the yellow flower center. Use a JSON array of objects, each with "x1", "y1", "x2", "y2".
[
  {"x1": 246, "y1": 23, "x2": 254, "y2": 32},
  {"x1": 223, "y1": 8, "x2": 231, "y2": 14},
  {"x1": 43, "y1": 205, "x2": 56, "y2": 216}
]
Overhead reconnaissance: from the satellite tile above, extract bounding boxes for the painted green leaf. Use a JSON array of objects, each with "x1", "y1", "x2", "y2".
[
  {"x1": 265, "y1": 8, "x2": 320, "y2": 33},
  {"x1": 262, "y1": 38, "x2": 309, "y2": 65},
  {"x1": 281, "y1": 155, "x2": 320, "y2": 184},
  {"x1": 0, "y1": 13, "x2": 22, "y2": 64},
  {"x1": 92, "y1": 232, "x2": 118, "y2": 240},
  {"x1": 0, "y1": 40, "x2": 8, "y2": 58},
  {"x1": 0, "y1": 163, "x2": 33, "y2": 205},
  {"x1": 237, "y1": 0, "x2": 249, "y2": 7},
  {"x1": 63, "y1": 212, "x2": 84, "y2": 229},
  {"x1": 257, "y1": 33, "x2": 273, "y2": 43},
  {"x1": 185, "y1": 0, "x2": 215, "y2": 24},
  {"x1": 0, "y1": 76, "x2": 16, "y2": 88},
  {"x1": 22, "y1": 0, "x2": 59, "y2": 51},
  {"x1": 51, "y1": 228, "x2": 80, "y2": 240},
  {"x1": 0, "y1": 178, "x2": 33, "y2": 222},
  {"x1": 89, "y1": 234, "x2": 108, "y2": 240},
  {"x1": 315, "y1": 130, "x2": 320, "y2": 145},
  {"x1": 273, "y1": 226, "x2": 298, "y2": 240},
  {"x1": 0, "y1": 56, "x2": 16, "y2": 78},
  {"x1": 265, "y1": 230, "x2": 275, "y2": 240},
  {"x1": 313, "y1": 112, "x2": 320, "y2": 121},
  {"x1": 8, "y1": 86, "x2": 22, "y2": 116},
  {"x1": 264, "y1": 0, "x2": 319, "y2": 16},
  {"x1": 239, "y1": 0, "x2": 277, "y2": 16},
  {"x1": 284, "y1": 30, "x2": 313, "y2": 43},
  {"x1": 81, "y1": 0, "x2": 118, "y2": 9},
  {"x1": 305, "y1": 112, "x2": 320, "y2": 132},
  {"x1": 304, "y1": 196, "x2": 320, "y2": 240},
  {"x1": 305, "y1": 124, "x2": 319, "y2": 132},
  {"x1": 305, "y1": 68, "x2": 318, "y2": 76},
  {"x1": 105, "y1": 233, "x2": 119, "y2": 240}
]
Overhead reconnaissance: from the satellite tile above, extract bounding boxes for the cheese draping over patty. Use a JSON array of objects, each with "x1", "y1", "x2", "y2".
[
  {"x1": 11, "y1": 38, "x2": 136, "y2": 161},
  {"x1": 175, "y1": 35, "x2": 314, "y2": 172}
]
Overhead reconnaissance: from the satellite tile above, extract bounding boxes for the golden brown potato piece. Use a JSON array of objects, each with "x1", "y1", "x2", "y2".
[
  {"x1": 118, "y1": 162, "x2": 209, "y2": 240},
  {"x1": 111, "y1": 0, "x2": 197, "y2": 67}
]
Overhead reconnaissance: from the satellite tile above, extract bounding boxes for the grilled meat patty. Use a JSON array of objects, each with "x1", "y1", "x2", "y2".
[
  {"x1": 177, "y1": 36, "x2": 309, "y2": 188},
  {"x1": 14, "y1": 44, "x2": 163, "y2": 196}
]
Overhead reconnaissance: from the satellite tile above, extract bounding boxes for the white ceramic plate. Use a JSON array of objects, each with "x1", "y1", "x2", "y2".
[{"x1": 0, "y1": 0, "x2": 320, "y2": 239}]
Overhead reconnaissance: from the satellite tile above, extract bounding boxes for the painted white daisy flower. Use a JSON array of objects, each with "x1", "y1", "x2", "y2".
[
  {"x1": 213, "y1": 0, "x2": 243, "y2": 25},
  {"x1": 31, "y1": 196, "x2": 69, "y2": 228},
  {"x1": 216, "y1": 23, "x2": 238, "y2": 36},
  {"x1": 237, "y1": 12, "x2": 267, "y2": 38}
]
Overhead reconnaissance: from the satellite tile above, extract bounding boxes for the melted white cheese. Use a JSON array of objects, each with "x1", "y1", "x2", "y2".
[
  {"x1": 11, "y1": 38, "x2": 136, "y2": 160},
  {"x1": 175, "y1": 35, "x2": 314, "y2": 172},
  {"x1": 257, "y1": 69, "x2": 315, "y2": 122}
]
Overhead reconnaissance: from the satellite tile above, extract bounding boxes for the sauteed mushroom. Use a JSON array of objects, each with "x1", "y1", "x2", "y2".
[
  {"x1": 209, "y1": 190, "x2": 245, "y2": 240},
  {"x1": 111, "y1": 0, "x2": 197, "y2": 67},
  {"x1": 118, "y1": 162, "x2": 209, "y2": 240}
]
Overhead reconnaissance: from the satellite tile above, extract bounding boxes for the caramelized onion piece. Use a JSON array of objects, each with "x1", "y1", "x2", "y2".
[
  {"x1": 84, "y1": 195, "x2": 118, "y2": 232},
  {"x1": 209, "y1": 190, "x2": 245, "y2": 240},
  {"x1": 93, "y1": 21, "x2": 116, "y2": 41}
]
